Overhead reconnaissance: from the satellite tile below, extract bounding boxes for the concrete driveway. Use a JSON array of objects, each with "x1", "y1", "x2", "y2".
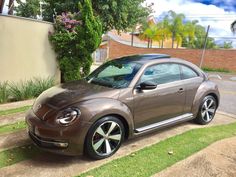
[{"x1": 209, "y1": 73, "x2": 236, "y2": 115}]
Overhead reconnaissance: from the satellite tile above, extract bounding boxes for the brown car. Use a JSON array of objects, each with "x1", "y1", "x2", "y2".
[{"x1": 26, "y1": 54, "x2": 220, "y2": 159}]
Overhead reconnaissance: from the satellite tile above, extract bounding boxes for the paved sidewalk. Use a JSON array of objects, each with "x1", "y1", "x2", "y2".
[
  {"x1": 0, "y1": 113, "x2": 235, "y2": 177},
  {"x1": 0, "y1": 99, "x2": 34, "y2": 111}
]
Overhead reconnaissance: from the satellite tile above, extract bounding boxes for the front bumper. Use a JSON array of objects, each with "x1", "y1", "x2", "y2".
[{"x1": 26, "y1": 109, "x2": 92, "y2": 156}]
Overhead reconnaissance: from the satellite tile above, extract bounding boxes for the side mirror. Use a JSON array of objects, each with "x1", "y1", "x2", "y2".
[{"x1": 138, "y1": 81, "x2": 157, "y2": 90}]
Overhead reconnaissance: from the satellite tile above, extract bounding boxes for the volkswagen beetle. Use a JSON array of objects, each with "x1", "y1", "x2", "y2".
[{"x1": 26, "y1": 54, "x2": 219, "y2": 159}]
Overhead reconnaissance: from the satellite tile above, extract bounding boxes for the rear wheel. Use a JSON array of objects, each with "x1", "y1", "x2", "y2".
[
  {"x1": 85, "y1": 116, "x2": 125, "y2": 160},
  {"x1": 195, "y1": 95, "x2": 217, "y2": 125}
]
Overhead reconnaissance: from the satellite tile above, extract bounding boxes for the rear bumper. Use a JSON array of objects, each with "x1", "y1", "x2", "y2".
[{"x1": 26, "y1": 109, "x2": 92, "y2": 156}]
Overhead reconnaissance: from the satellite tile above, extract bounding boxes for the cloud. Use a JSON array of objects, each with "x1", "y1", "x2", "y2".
[
  {"x1": 145, "y1": 0, "x2": 236, "y2": 47},
  {"x1": 193, "y1": 0, "x2": 236, "y2": 11}
]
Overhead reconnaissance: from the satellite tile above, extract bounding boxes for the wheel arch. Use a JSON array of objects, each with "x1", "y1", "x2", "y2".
[{"x1": 191, "y1": 80, "x2": 220, "y2": 116}]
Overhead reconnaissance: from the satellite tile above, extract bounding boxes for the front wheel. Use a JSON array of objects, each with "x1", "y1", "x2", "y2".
[
  {"x1": 195, "y1": 95, "x2": 217, "y2": 125},
  {"x1": 85, "y1": 116, "x2": 125, "y2": 160}
]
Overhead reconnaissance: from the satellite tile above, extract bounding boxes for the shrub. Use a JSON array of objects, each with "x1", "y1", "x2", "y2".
[
  {"x1": 0, "y1": 82, "x2": 9, "y2": 104},
  {"x1": 49, "y1": 0, "x2": 102, "y2": 82},
  {"x1": 0, "y1": 77, "x2": 55, "y2": 103}
]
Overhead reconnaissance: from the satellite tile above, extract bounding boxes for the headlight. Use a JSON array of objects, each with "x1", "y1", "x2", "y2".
[{"x1": 57, "y1": 108, "x2": 81, "y2": 126}]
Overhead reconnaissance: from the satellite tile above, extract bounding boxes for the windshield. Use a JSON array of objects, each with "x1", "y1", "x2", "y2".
[{"x1": 86, "y1": 60, "x2": 142, "y2": 88}]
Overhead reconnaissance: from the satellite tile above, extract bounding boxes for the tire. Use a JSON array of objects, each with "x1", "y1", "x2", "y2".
[
  {"x1": 85, "y1": 116, "x2": 125, "y2": 160},
  {"x1": 195, "y1": 95, "x2": 217, "y2": 125}
]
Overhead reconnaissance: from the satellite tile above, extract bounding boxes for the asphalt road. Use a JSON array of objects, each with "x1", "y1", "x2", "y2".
[{"x1": 209, "y1": 73, "x2": 236, "y2": 115}]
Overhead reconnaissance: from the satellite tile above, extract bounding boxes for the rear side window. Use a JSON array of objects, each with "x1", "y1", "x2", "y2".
[
  {"x1": 140, "y1": 63, "x2": 181, "y2": 85},
  {"x1": 181, "y1": 65, "x2": 198, "y2": 79}
]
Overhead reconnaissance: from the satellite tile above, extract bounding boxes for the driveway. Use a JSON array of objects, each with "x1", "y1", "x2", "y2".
[{"x1": 209, "y1": 73, "x2": 236, "y2": 115}]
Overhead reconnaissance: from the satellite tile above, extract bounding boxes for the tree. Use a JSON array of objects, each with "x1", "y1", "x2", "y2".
[
  {"x1": 49, "y1": 0, "x2": 102, "y2": 82},
  {"x1": 222, "y1": 41, "x2": 233, "y2": 49},
  {"x1": 1, "y1": 0, "x2": 14, "y2": 14},
  {"x1": 165, "y1": 11, "x2": 185, "y2": 48},
  {"x1": 183, "y1": 20, "x2": 198, "y2": 48},
  {"x1": 15, "y1": 0, "x2": 40, "y2": 19},
  {"x1": 155, "y1": 18, "x2": 171, "y2": 48},
  {"x1": 0, "y1": 0, "x2": 5, "y2": 14},
  {"x1": 141, "y1": 24, "x2": 158, "y2": 48},
  {"x1": 231, "y1": 20, "x2": 236, "y2": 34},
  {"x1": 41, "y1": 0, "x2": 151, "y2": 32}
]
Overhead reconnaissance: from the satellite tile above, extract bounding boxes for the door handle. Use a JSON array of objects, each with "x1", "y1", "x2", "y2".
[{"x1": 178, "y1": 88, "x2": 184, "y2": 93}]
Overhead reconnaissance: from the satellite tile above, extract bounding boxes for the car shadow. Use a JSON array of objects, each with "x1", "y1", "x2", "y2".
[{"x1": 17, "y1": 120, "x2": 202, "y2": 168}]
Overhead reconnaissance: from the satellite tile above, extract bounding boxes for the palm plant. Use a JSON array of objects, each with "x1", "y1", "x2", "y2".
[
  {"x1": 231, "y1": 20, "x2": 236, "y2": 34},
  {"x1": 156, "y1": 18, "x2": 171, "y2": 48},
  {"x1": 183, "y1": 20, "x2": 198, "y2": 48},
  {"x1": 165, "y1": 11, "x2": 185, "y2": 48},
  {"x1": 142, "y1": 24, "x2": 158, "y2": 48}
]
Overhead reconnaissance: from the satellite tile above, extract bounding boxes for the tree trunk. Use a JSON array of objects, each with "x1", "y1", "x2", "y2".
[
  {"x1": 161, "y1": 39, "x2": 164, "y2": 48},
  {"x1": 8, "y1": 0, "x2": 14, "y2": 15},
  {"x1": 171, "y1": 34, "x2": 175, "y2": 48},
  {"x1": 150, "y1": 39, "x2": 152, "y2": 48},
  {"x1": 0, "y1": 0, "x2": 5, "y2": 13}
]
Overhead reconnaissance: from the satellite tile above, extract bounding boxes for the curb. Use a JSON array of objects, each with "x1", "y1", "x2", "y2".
[
  {"x1": 0, "y1": 99, "x2": 34, "y2": 111},
  {"x1": 216, "y1": 111, "x2": 236, "y2": 119}
]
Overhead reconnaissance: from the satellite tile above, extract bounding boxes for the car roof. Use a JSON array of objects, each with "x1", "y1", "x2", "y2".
[{"x1": 116, "y1": 54, "x2": 171, "y2": 64}]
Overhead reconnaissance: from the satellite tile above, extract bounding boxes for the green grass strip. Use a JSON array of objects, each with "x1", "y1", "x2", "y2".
[
  {"x1": 0, "y1": 144, "x2": 40, "y2": 168},
  {"x1": 0, "y1": 121, "x2": 26, "y2": 135},
  {"x1": 202, "y1": 67, "x2": 231, "y2": 73},
  {"x1": 0, "y1": 106, "x2": 31, "y2": 116},
  {"x1": 79, "y1": 122, "x2": 236, "y2": 177}
]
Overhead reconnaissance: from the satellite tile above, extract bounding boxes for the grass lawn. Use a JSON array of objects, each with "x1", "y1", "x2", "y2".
[
  {"x1": 0, "y1": 106, "x2": 31, "y2": 116},
  {"x1": 0, "y1": 121, "x2": 26, "y2": 135},
  {"x1": 79, "y1": 122, "x2": 236, "y2": 177},
  {"x1": 202, "y1": 67, "x2": 231, "y2": 73},
  {"x1": 0, "y1": 145, "x2": 40, "y2": 168}
]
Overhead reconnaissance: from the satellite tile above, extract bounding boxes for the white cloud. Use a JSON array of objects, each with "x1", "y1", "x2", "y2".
[{"x1": 145, "y1": 0, "x2": 236, "y2": 47}]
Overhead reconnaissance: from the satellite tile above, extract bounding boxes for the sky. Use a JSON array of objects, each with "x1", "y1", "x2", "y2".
[{"x1": 145, "y1": 0, "x2": 236, "y2": 47}]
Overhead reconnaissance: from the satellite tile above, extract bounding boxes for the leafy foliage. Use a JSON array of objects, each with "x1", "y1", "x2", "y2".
[
  {"x1": 222, "y1": 41, "x2": 233, "y2": 49},
  {"x1": 49, "y1": 0, "x2": 102, "y2": 82},
  {"x1": 15, "y1": 0, "x2": 40, "y2": 19},
  {"x1": 0, "y1": 77, "x2": 54, "y2": 103},
  {"x1": 16, "y1": 0, "x2": 151, "y2": 32},
  {"x1": 0, "y1": 82, "x2": 9, "y2": 103}
]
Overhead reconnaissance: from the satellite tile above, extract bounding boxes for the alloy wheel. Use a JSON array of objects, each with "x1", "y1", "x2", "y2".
[
  {"x1": 92, "y1": 121, "x2": 122, "y2": 156},
  {"x1": 201, "y1": 97, "x2": 216, "y2": 122}
]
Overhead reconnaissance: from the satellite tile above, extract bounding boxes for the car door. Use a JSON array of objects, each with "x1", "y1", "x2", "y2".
[
  {"x1": 179, "y1": 64, "x2": 204, "y2": 113},
  {"x1": 133, "y1": 63, "x2": 186, "y2": 129}
]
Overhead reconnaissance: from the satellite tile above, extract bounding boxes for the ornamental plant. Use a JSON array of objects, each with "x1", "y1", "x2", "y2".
[{"x1": 49, "y1": 0, "x2": 102, "y2": 82}]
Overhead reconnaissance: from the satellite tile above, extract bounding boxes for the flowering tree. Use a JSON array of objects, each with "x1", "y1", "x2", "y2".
[{"x1": 49, "y1": 0, "x2": 102, "y2": 82}]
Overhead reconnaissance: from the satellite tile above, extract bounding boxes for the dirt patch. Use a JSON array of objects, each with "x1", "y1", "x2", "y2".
[
  {"x1": 154, "y1": 136, "x2": 236, "y2": 177},
  {"x1": 0, "y1": 113, "x2": 25, "y2": 126}
]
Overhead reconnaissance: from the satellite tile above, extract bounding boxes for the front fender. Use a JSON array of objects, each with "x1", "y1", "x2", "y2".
[
  {"x1": 191, "y1": 80, "x2": 220, "y2": 117},
  {"x1": 73, "y1": 98, "x2": 134, "y2": 137}
]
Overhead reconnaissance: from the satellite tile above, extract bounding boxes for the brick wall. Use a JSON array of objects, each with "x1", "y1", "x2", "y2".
[{"x1": 108, "y1": 39, "x2": 236, "y2": 71}]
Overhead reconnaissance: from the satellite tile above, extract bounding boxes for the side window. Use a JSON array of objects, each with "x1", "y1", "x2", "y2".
[
  {"x1": 140, "y1": 63, "x2": 181, "y2": 85},
  {"x1": 181, "y1": 65, "x2": 198, "y2": 79}
]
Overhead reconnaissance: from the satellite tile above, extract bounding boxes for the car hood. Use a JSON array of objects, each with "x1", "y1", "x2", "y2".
[{"x1": 34, "y1": 80, "x2": 121, "y2": 109}]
